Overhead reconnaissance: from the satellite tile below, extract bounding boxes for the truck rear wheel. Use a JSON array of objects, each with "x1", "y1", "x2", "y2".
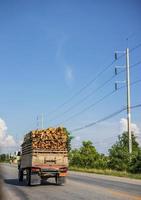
[
  {"x1": 55, "y1": 176, "x2": 66, "y2": 185},
  {"x1": 25, "y1": 169, "x2": 31, "y2": 186}
]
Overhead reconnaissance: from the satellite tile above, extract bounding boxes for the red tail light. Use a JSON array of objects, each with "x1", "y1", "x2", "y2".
[
  {"x1": 60, "y1": 167, "x2": 68, "y2": 172},
  {"x1": 31, "y1": 168, "x2": 40, "y2": 172}
]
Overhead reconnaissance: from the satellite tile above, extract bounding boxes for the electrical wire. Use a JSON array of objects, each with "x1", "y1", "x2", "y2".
[
  {"x1": 48, "y1": 60, "x2": 116, "y2": 116},
  {"x1": 130, "y1": 43, "x2": 141, "y2": 53},
  {"x1": 48, "y1": 43, "x2": 141, "y2": 117},
  {"x1": 70, "y1": 107, "x2": 126, "y2": 132},
  {"x1": 49, "y1": 75, "x2": 115, "y2": 122},
  {"x1": 50, "y1": 60, "x2": 141, "y2": 122},
  {"x1": 55, "y1": 90, "x2": 116, "y2": 126},
  {"x1": 117, "y1": 60, "x2": 141, "y2": 75},
  {"x1": 118, "y1": 79, "x2": 141, "y2": 90},
  {"x1": 54, "y1": 79, "x2": 141, "y2": 126},
  {"x1": 70, "y1": 103, "x2": 141, "y2": 132},
  {"x1": 130, "y1": 60, "x2": 141, "y2": 70},
  {"x1": 131, "y1": 104, "x2": 141, "y2": 109}
]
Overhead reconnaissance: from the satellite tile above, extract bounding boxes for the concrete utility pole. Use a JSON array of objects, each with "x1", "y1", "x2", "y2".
[
  {"x1": 37, "y1": 114, "x2": 44, "y2": 129},
  {"x1": 41, "y1": 113, "x2": 44, "y2": 129},
  {"x1": 115, "y1": 48, "x2": 132, "y2": 154},
  {"x1": 126, "y1": 48, "x2": 132, "y2": 154},
  {"x1": 37, "y1": 116, "x2": 39, "y2": 129}
]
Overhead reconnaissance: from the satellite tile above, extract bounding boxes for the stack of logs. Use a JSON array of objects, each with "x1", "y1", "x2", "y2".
[{"x1": 22, "y1": 127, "x2": 68, "y2": 154}]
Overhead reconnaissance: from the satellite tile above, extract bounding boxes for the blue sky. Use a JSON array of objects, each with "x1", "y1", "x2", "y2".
[{"x1": 0, "y1": 0, "x2": 141, "y2": 153}]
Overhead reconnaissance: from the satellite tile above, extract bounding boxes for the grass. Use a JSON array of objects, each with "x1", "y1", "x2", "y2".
[
  {"x1": 69, "y1": 166, "x2": 141, "y2": 180},
  {"x1": 0, "y1": 161, "x2": 9, "y2": 163}
]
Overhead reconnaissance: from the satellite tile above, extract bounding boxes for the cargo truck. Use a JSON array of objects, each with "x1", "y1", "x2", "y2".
[{"x1": 18, "y1": 127, "x2": 69, "y2": 186}]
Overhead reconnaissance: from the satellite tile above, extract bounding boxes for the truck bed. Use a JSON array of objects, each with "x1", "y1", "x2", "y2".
[{"x1": 20, "y1": 150, "x2": 68, "y2": 169}]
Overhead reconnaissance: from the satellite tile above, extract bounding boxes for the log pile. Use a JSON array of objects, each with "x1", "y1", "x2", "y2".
[{"x1": 21, "y1": 127, "x2": 68, "y2": 154}]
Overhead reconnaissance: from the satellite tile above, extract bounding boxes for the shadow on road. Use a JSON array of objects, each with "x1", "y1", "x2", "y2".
[
  {"x1": 4, "y1": 179, "x2": 25, "y2": 186},
  {"x1": 4, "y1": 178, "x2": 59, "y2": 187}
]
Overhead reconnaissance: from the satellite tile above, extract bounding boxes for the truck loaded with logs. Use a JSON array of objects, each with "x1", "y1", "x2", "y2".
[{"x1": 18, "y1": 127, "x2": 69, "y2": 186}]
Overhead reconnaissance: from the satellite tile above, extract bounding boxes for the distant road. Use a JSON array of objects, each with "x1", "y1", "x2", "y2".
[{"x1": 0, "y1": 164, "x2": 141, "y2": 200}]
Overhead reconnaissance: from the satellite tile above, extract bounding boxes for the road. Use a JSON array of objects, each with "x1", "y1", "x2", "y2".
[{"x1": 0, "y1": 164, "x2": 141, "y2": 200}]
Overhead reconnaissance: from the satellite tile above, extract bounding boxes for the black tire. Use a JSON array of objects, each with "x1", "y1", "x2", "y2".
[
  {"x1": 25, "y1": 169, "x2": 31, "y2": 186},
  {"x1": 18, "y1": 170, "x2": 23, "y2": 182},
  {"x1": 55, "y1": 176, "x2": 66, "y2": 185}
]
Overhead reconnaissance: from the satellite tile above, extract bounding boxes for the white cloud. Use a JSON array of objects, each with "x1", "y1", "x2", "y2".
[
  {"x1": 3, "y1": 135, "x2": 16, "y2": 147},
  {"x1": 0, "y1": 118, "x2": 7, "y2": 140},
  {"x1": 120, "y1": 118, "x2": 140, "y2": 134},
  {"x1": 120, "y1": 118, "x2": 141, "y2": 144},
  {"x1": 120, "y1": 118, "x2": 128, "y2": 133},
  {"x1": 55, "y1": 34, "x2": 75, "y2": 86},
  {"x1": 71, "y1": 135, "x2": 81, "y2": 149},
  {"x1": 66, "y1": 66, "x2": 73, "y2": 81},
  {"x1": 19, "y1": 139, "x2": 24, "y2": 146},
  {"x1": 75, "y1": 136, "x2": 80, "y2": 141},
  {"x1": 0, "y1": 118, "x2": 16, "y2": 147},
  {"x1": 65, "y1": 66, "x2": 74, "y2": 86},
  {"x1": 56, "y1": 33, "x2": 67, "y2": 62}
]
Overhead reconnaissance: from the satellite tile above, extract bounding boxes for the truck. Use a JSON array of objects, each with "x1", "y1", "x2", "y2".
[{"x1": 18, "y1": 127, "x2": 69, "y2": 186}]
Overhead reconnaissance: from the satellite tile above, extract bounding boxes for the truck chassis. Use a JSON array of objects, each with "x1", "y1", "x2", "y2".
[{"x1": 18, "y1": 165, "x2": 67, "y2": 186}]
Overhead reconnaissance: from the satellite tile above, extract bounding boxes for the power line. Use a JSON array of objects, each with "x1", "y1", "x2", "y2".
[
  {"x1": 49, "y1": 75, "x2": 115, "y2": 122},
  {"x1": 70, "y1": 103, "x2": 141, "y2": 132},
  {"x1": 131, "y1": 104, "x2": 141, "y2": 109},
  {"x1": 70, "y1": 107, "x2": 126, "y2": 132},
  {"x1": 55, "y1": 90, "x2": 116, "y2": 126},
  {"x1": 118, "y1": 79, "x2": 141, "y2": 90},
  {"x1": 50, "y1": 60, "x2": 141, "y2": 123},
  {"x1": 48, "y1": 43, "x2": 141, "y2": 117},
  {"x1": 130, "y1": 60, "x2": 141, "y2": 70},
  {"x1": 49, "y1": 60, "x2": 116, "y2": 116},
  {"x1": 117, "y1": 60, "x2": 141, "y2": 75},
  {"x1": 130, "y1": 43, "x2": 141, "y2": 53},
  {"x1": 54, "y1": 78, "x2": 141, "y2": 126}
]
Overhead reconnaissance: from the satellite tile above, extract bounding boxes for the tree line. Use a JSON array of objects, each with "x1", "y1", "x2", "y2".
[
  {"x1": 0, "y1": 154, "x2": 10, "y2": 162},
  {"x1": 0, "y1": 131, "x2": 141, "y2": 173},
  {"x1": 69, "y1": 132, "x2": 141, "y2": 173}
]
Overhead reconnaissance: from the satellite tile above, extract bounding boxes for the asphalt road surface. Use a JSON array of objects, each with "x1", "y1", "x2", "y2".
[{"x1": 0, "y1": 164, "x2": 141, "y2": 200}]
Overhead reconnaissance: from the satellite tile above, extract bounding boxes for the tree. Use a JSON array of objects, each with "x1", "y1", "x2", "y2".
[
  {"x1": 69, "y1": 140, "x2": 100, "y2": 168},
  {"x1": 129, "y1": 148, "x2": 141, "y2": 173},
  {"x1": 79, "y1": 141, "x2": 99, "y2": 168},
  {"x1": 69, "y1": 149, "x2": 82, "y2": 167},
  {"x1": 64, "y1": 128, "x2": 74, "y2": 152},
  {"x1": 95, "y1": 154, "x2": 109, "y2": 169},
  {"x1": 108, "y1": 132, "x2": 140, "y2": 171},
  {"x1": 69, "y1": 135, "x2": 141, "y2": 173},
  {"x1": 0, "y1": 154, "x2": 10, "y2": 162}
]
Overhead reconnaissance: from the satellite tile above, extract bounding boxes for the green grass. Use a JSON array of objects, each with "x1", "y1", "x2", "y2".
[
  {"x1": 0, "y1": 161, "x2": 9, "y2": 163},
  {"x1": 69, "y1": 166, "x2": 141, "y2": 180}
]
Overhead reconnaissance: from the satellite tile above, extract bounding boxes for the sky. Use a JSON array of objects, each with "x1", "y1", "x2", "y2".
[{"x1": 0, "y1": 0, "x2": 141, "y2": 153}]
